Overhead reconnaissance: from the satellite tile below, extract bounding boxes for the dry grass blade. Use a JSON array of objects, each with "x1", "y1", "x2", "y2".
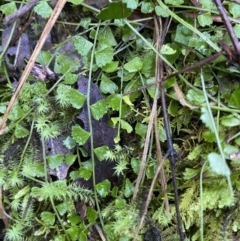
[{"x1": 0, "y1": 0, "x2": 67, "y2": 133}]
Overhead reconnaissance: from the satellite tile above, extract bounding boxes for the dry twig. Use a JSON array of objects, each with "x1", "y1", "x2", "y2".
[{"x1": 0, "y1": 0, "x2": 67, "y2": 133}]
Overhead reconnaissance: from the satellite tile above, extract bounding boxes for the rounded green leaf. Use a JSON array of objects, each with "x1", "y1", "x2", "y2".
[
  {"x1": 14, "y1": 124, "x2": 29, "y2": 138},
  {"x1": 197, "y1": 12, "x2": 213, "y2": 27},
  {"x1": 208, "y1": 152, "x2": 231, "y2": 176},
  {"x1": 220, "y1": 115, "x2": 240, "y2": 127},
  {"x1": 141, "y1": 1, "x2": 154, "y2": 13},
  {"x1": 71, "y1": 125, "x2": 91, "y2": 145},
  {"x1": 95, "y1": 179, "x2": 111, "y2": 197},
  {"x1": 160, "y1": 45, "x2": 176, "y2": 55},
  {"x1": 68, "y1": 215, "x2": 81, "y2": 225},
  {"x1": 100, "y1": 74, "x2": 118, "y2": 94},
  {"x1": 168, "y1": 100, "x2": 179, "y2": 117},
  {"x1": 73, "y1": 36, "x2": 93, "y2": 56},
  {"x1": 34, "y1": 1, "x2": 52, "y2": 19},
  {"x1": 86, "y1": 207, "x2": 97, "y2": 224},
  {"x1": 94, "y1": 146, "x2": 109, "y2": 161},
  {"x1": 107, "y1": 94, "x2": 122, "y2": 110},
  {"x1": 124, "y1": 57, "x2": 143, "y2": 73},
  {"x1": 155, "y1": 5, "x2": 169, "y2": 17},
  {"x1": 95, "y1": 45, "x2": 114, "y2": 67},
  {"x1": 67, "y1": 89, "x2": 86, "y2": 109},
  {"x1": 41, "y1": 212, "x2": 55, "y2": 225},
  {"x1": 47, "y1": 154, "x2": 64, "y2": 169},
  {"x1": 90, "y1": 99, "x2": 108, "y2": 120},
  {"x1": 0, "y1": 2, "x2": 16, "y2": 15}
]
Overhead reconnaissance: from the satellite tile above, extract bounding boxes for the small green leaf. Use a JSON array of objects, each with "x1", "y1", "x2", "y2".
[
  {"x1": 141, "y1": 1, "x2": 154, "y2": 13},
  {"x1": 141, "y1": 52, "x2": 155, "y2": 77},
  {"x1": 79, "y1": 233, "x2": 87, "y2": 241},
  {"x1": 56, "y1": 202, "x2": 68, "y2": 216},
  {"x1": 183, "y1": 168, "x2": 200, "y2": 180},
  {"x1": 160, "y1": 45, "x2": 176, "y2": 55},
  {"x1": 234, "y1": 24, "x2": 240, "y2": 38},
  {"x1": 97, "y1": 1, "x2": 132, "y2": 20},
  {"x1": 47, "y1": 154, "x2": 64, "y2": 169},
  {"x1": 168, "y1": 100, "x2": 179, "y2": 117},
  {"x1": 63, "y1": 73, "x2": 78, "y2": 84},
  {"x1": 187, "y1": 89, "x2": 205, "y2": 105},
  {"x1": 197, "y1": 12, "x2": 213, "y2": 27},
  {"x1": 187, "y1": 145, "x2": 203, "y2": 160},
  {"x1": 120, "y1": 119, "x2": 133, "y2": 133},
  {"x1": 115, "y1": 198, "x2": 126, "y2": 208},
  {"x1": 107, "y1": 94, "x2": 122, "y2": 110},
  {"x1": 123, "y1": 0, "x2": 139, "y2": 9},
  {"x1": 90, "y1": 99, "x2": 108, "y2": 120},
  {"x1": 72, "y1": 125, "x2": 91, "y2": 145},
  {"x1": 86, "y1": 207, "x2": 97, "y2": 224},
  {"x1": 174, "y1": 24, "x2": 192, "y2": 45},
  {"x1": 164, "y1": 77, "x2": 176, "y2": 89},
  {"x1": 63, "y1": 136, "x2": 76, "y2": 149},
  {"x1": 9, "y1": 105, "x2": 24, "y2": 121},
  {"x1": 155, "y1": 5, "x2": 169, "y2": 17},
  {"x1": 68, "y1": 215, "x2": 81, "y2": 225},
  {"x1": 67, "y1": 89, "x2": 86, "y2": 109},
  {"x1": 98, "y1": 27, "x2": 117, "y2": 46},
  {"x1": 95, "y1": 180, "x2": 111, "y2": 197},
  {"x1": 102, "y1": 61, "x2": 119, "y2": 73},
  {"x1": 229, "y1": 3, "x2": 240, "y2": 18},
  {"x1": 79, "y1": 161, "x2": 93, "y2": 180},
  {"x1": 65, "y1": 154, "x2": 76, "y2": 166},
  {"x1": 220, "y1": 115, "x2": 240, "y2": 127},
  {"x1": 199, "y1": 0, "x2": 214, "y2": 9},
  {"x1": 131, "y1": 157, "x2": 140, "y2": 174},
  {"x1": 34, "y1": 1, "x2": 52, "y2": 19},
  {"x1": 73, "y1": 36, "x2": 93, "y2": 56},
  {"x1": 122, "y1": 95, "x2": 134, "y2": 106},
  {"x1": 55, "y1": 54, "x2": 79, "y2": 73},
  {"x1": 37, "y1": 51, "x2": 52, "y2": 65},
  {"x1": 135, "y1": 123, "x2": 147, "y2": 138},
  {"x1": 95, "y1": 44, "x2": 114, "y2": 67},
  {"x1": 0, "y1": 2, "x2": 16, "y2": 15},
  {"x1": 80, "y1": 18, "x2": 91, "y2": 29},
  {"x1": 94, "y1": 146, "x2": 109, "y2": 161},
  {"x1": 14, "y1": 124, "x2": 29, "y2": 138},
  {"x1": 111, "y1": 186, "x2": 118, "y2": 197},
  {"x1": 200, "y1": 107, "x2": 214, "y2": 132},
  {"x1": 41, "y1": 212, "x2": 55, "y2": 225},
  {"x1": 100, "y1": 74, "x2": 118, "y2": 94},
  {"x1": 203, "y1": 131, "x2": 215, "y2": 142},
  {"x1": 229, "y1": 89, "x2": 240, "y2": 108},
  {"x1": 208, "y1": 152, "x2": 231, "y2": 176},
  {"x1": 66, "y1": 226, "x2": 79, "y2": 241},
  {"x1": 124, "y1": 178, "x2": 134, "y2": 198},
  {"x1": 124, "y1": 57, "x2": 143, "y2": 72}
]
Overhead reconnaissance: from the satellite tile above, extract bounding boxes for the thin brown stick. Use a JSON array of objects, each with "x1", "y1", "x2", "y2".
[
  {"x1": 0, "y1": 0, "x2": 67, "y2": 134},
  {"x1": 132, "y1": 17, "x2": 161, "y2": 202},
  {"x1": 154, "y1": 115, "x2": 170, "y2": 216}
]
